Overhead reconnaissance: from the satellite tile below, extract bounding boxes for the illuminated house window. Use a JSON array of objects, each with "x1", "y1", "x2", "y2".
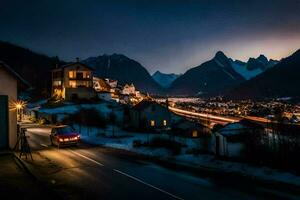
[
  {"x1": 77, "y1": 81, "x2": 90, "y2": 87},
  {"x1": 69, "y1": 81, "x2": 76, "y2": 88},
  {"x1": 163, "y1": 120, "x2": 167, "y2": 126},
  {"x1": 150, "y1": 120, "x2": 155, "y2": 127},
  {"x1": 69, "y1": 71, "x2": 76, "y2": 78},
  {"x1": 192, "y1": 131, "x2": 198, "y2": 137},
  {"x1": 82, "y1": 71, "x2": 90, "y2": 78}
]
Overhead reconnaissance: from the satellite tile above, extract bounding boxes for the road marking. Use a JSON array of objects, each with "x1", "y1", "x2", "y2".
[
  {"x1": 113, "y1": 169, "x2": 184, "y2": 200},
  {"x1": 68, "y1": 149, "x2": 104, "y2": 167},
  {"x1": 68, "y1": 149, "x2": 183, "y2": 199}
]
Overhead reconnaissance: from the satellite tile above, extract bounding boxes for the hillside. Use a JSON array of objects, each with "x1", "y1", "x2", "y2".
[
  {"x1": 0, "y1": 41, "x2": 61, "y2": 96},
  {"x1": 226, "y1": 49, "x2": 300, "y2": 99},
  {"x1": 83, "y1": 54, "x2": 164, "y2": 94},
  {"x1": 152, "y1": 71, "x2": 180, "y2": 88},
  {"x1": 168, "y1": 51, "x2": 245, "y2": 96}
]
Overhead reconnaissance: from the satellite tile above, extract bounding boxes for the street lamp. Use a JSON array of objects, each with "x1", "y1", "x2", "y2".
[
  {"x1": 14, "y1": 100, "x2": 26, "y2": 122},
  {"x1": 16, "y1": 103, "x2": 22, "y2": 110}
]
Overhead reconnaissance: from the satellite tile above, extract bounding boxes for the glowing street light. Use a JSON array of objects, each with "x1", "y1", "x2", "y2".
[
  {"x1": 16, "y1": 103, "x2": 22, "y2": 110},
  {"x1": 13, "y1": 100, "x2": 27, "y2": 122}
]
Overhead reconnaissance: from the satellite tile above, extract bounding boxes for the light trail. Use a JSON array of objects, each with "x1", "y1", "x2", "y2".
[{"x1": 169, "y1": 106, "x2": 239, "y2": 123}]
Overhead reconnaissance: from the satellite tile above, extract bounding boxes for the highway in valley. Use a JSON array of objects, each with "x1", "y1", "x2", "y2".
[
  {"x1": 169, "y1": 106, "x2": 241, "y2": 126},
  {"x1": 18, "y1": 125, "x2": 299, "y2": 200}
]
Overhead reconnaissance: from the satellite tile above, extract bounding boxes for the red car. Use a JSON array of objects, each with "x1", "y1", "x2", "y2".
[{"x1": 50, "y1": 126, "x2": 80, "y2": 148}]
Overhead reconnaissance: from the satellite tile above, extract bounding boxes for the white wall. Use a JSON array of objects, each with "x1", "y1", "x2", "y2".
[{"x1": 0, "y1": 68, "x2": 18, "y2": 149}]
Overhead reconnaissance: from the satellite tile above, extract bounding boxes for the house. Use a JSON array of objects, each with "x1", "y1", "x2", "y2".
[
  {"x1": 93, "y1": 77, "x2": 111, "y2": 92},
  {"x1": 212, "y1": 119, "x2": 264, "y2": 158},
  {"x1": 52, "y1": 59, "x2": 95, "y2": 100},
  {"x1": 172, "y1": 118, "x2": 211, "y2": 138},
  {"x1": 122, "y1": 83, "x2": 135, "y2": 95},
  {"x1": 129, "y1": 100, "x2": 171, "y2": 131},
  {"x1": 291, "y1": 114, "x2": 300, "y2": 123},
  {"x1": 0, "y1": 61, "x2": 28, "y2": 149},
  {"x1": 106, "y1": 79, "x2": 118, "y2": 88}
]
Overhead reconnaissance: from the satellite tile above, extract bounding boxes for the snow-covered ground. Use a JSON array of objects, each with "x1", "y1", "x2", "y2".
[
  {"x1": 77, "y1": 125, "x2": 300, "y2": 187},
  {"x1": 75, "y1": 125, "x2": 202, "y2": 157},
  {"x1": 30, "y1": 100, "x2": 300, "y2": 187},
  {"x1": 37, "y1": 101, "x2": 124, "y2": 122}
]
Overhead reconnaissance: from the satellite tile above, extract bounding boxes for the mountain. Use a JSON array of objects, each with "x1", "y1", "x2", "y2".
[
  {"x1": 83, "y1": 54, "x2": 163, "y2": 94},
  {"x1": 0, "y1": 41, "x2": 62, "y2": 97},
  {"x1": 230, "y1": 55, "x2": 278, "y2": 80},
  {"x1": 226, "y1": 49, "x2": 300, "y2": 99},
  {"x1": 152, "y1": 71, "x2": 181, "y2": 88},
  {"x1": 168, "y1": 51, "x2": 245, "y2": 96}
]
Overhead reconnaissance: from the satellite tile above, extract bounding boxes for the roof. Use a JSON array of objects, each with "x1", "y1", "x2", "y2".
[
  {"x1": 218, "y1": 119, "x2": 263, "y2": 136},
  {"x1": 0, "y1": 61, "x2": 30, "y2": 87},
  {"x1": 173, "y1": 118, "x2": 206, "y2": 130},
  {"x1": 98, "y1": 78, "x2": 111, "y2": 89},
  {"x1": 53, "y1": 62, "x2": 94, "y2": 71},
  {"x1": 132, "y1": 100, "x2": 165, "y2": 111}
]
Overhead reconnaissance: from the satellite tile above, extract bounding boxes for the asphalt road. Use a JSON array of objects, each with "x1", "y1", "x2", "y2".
[{"x1": 24, "y1": 127, "x2": 298, "y2": 200}]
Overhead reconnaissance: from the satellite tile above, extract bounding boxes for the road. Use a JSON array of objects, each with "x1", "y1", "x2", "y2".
[
  {"x1": 169, "y1": 107, "x2": 277, "y2": 126},
  {"x1": 169, "y1": 106, "x2": 240, "y2": 126},
  {"x1": 23, "y1": 126, "x2": 298, "y2": 200}
]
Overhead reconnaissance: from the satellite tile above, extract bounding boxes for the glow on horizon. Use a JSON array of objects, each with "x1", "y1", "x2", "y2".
[{"x1": 175, "y1": 35, "x2": 300, "y2": 74}]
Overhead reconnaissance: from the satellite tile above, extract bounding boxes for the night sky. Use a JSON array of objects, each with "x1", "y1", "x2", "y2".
[{"x1": 1, "y1": 0, "x2": 300, "y2": 74}]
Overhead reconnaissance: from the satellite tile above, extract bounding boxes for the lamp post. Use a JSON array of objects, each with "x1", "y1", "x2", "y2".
[
  {"x1": 16, "y1": 103, "x2": 22, "y2": 122},
  {"x1": 15, "y1": 101, "x2": 26, "y2": 122}
]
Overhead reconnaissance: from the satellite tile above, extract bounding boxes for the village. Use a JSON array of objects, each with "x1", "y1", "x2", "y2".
[
  {"x1": 2, "y1": 1, "x2": 300, "y2": 199},
  {"x1": 1, "y1": 59, "x2": 300, "y2": 178}
]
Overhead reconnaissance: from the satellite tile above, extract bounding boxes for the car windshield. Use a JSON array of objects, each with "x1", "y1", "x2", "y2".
[{"x1": 56, "y1": 126, "x2": 75, "y2": 135}]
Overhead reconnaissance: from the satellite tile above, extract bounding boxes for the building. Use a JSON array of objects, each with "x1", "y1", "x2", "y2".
[
  {"x1": 129, "y1": 100, "x2": 171, "y2": 131},
  {"x1": 106, "y1": 79, "x2": 118, "y2": 88},
  {"x1": 122, "y1": 83, "x2": 136, "y2": 95},
  {"x1": 93, "y1": 77, "x2": 111, "y2": 92},
  {"x1": 172, "y1": 118, "x2": 211, "y2": 138},
  {"x1": 212, "y1": 120, "x2": 264, "y2": 158},
  {"x1": 52, "y1": 60, "x2": 95, "y2": 100},
  {"x1": 0, "y1": 61, "x2": 28, "y2": 149}
]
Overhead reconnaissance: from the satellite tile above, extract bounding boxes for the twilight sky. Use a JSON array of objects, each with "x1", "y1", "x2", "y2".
[{"x1": 1, "y1": 0, "x2": 300, "y2": 74}]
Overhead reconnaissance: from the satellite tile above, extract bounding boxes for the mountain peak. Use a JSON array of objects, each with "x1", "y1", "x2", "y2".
[
  {"x1": 214, "y1": 51, "x2": 228, "y2": 60},
  {"x1": 257, "y1": 54, "x2": 268, "y2": 64},
  {"x1": 153, "y1": 70, "x2": 162, "y2": 76},
  {"x1": 213, "y1": 51, "x2": 231, "y2": 67}
]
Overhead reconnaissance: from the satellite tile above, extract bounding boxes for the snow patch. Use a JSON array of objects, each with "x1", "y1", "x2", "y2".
[{"x1": 231, "y1": 61, "x2": 262, "y2": 80}]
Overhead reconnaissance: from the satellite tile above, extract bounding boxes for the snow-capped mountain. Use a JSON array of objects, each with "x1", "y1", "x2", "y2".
[
  {"x1": 168, "y1": 51, "x2": 245, "y2": 96},
  {"x1": 230, "y1": 55, "x2": 278, "y2": 80},
  {"x1": 152, "y1": 71, "x2": 181, "y2": 88},
  {"x1": 226, "y1": 49, "x2": 300, "y2": 99}
]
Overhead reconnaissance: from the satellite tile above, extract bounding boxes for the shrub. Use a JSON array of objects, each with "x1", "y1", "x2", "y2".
[
  {"x1": 132, "y1": 139, "x2": 143, "y2": 147},
  {"x1": 66, "y1": 108, "x2": 107, "y2": 128},
  {"x1": 185, "y1": 148, "x2": 201, "y2": 156},
  {"x1": 148, "y1": 136, "x2": 182, "y2": 155}
]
